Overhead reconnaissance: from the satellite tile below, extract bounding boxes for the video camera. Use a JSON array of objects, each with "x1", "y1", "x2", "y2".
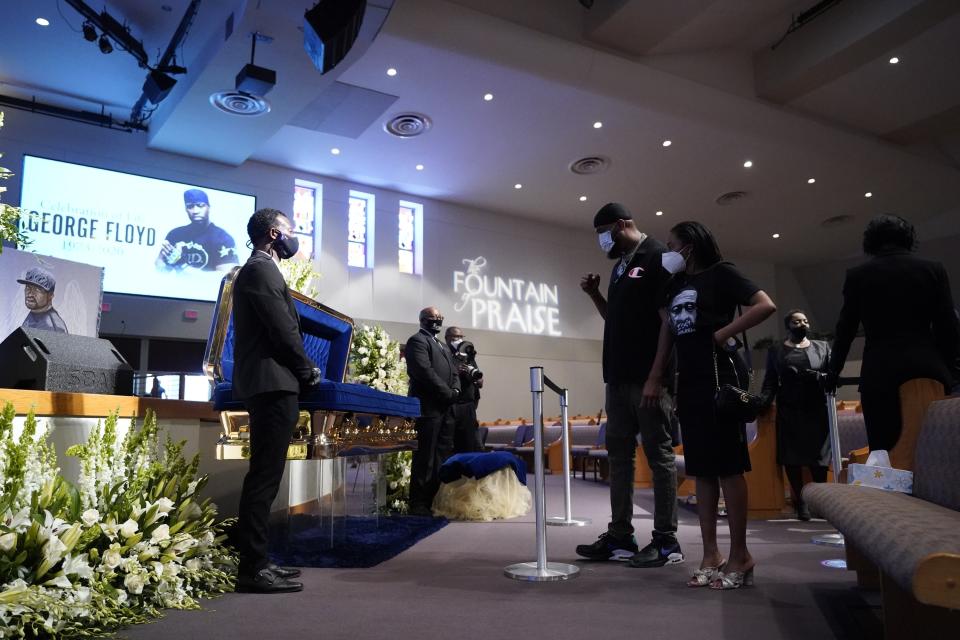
[{"x1": 453, "y1": 340, "x2": 483, "y2": 381}]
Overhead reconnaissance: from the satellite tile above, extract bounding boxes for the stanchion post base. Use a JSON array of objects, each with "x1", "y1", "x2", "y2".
[
  {"x1": 504, "y1": 562, "x2": 580, "y2": 581},
  {"x1": 811, "y1": 532, "x2": 845, "y2": 547},
  {"x1": 545, "y1": 516, "x2": 591, "y2": 527}
]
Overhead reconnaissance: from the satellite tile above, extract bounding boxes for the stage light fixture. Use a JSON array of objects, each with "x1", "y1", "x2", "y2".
[
  {"x1": 98, "y1": 33, "x2": 113, "y2": 54},
  {"x1": 82, "y1": 20, "x2": 97, "y2": 41}
]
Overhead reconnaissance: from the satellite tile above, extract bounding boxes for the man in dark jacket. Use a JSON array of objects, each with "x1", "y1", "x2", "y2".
[
  {"x1": 828, "y1": 215, "x2": 960, "y2": 451},
  {"x1": 232, "y1": 208, "x2": 320, "y2": 593},
  {"x1": 405, "y1": 307, "x2": 460, "y2": 515}
]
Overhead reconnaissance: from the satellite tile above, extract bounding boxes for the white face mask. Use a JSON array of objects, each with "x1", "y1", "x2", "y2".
[
  {"x1": 598, "y1": 231, "x2": 615, "y2": 254},
  {"x1": 449, "y1": 338, "x2": 464, "y2": 349},
  {"x1": 661, "y1": 251, "x2": 686, "y2": 274}
]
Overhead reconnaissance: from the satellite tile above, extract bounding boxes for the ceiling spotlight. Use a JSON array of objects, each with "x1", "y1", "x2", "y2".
[
  {"x1": 655, "y1": 210, "x2": 663, "y2": 216},
  {"x1": 514, "y1": 183, "x2": 522, "y2": 189},
  {"x1": 483, "y1": 93, "x2": 494, "y2": 101},
  {"x1": 772, "y1": 233, "x2": 781, "y2": 239},
  {"x1": 593, "y1": 121, "x2": 603, "y2": 129},
  {"x1": 415, "y1": 164, "x2": 424, "y2": 171},
  {"x1": 82, "y1": 21, "x2": 97, "y2": 42},
  {"x1": 807, "y1": 177, "x2": 816, "y2": 184},
  {"x1": 98, "y1": 34, "x2": 113, "y2": 54},
  {"x1": 743, "y1": 160, "x2": 753, "y2": 168},
  {"x1": 579, "y1": 196, "x2": 587, "y2": 202},
  {"x1": 386, "y1": 67, "x2": 398, "y2": 76},
  {"x1": 330, "y1": 147, "x2": 341, "y2": 155},
  {"x1": 35, "y1": 17, "x2": 50, "y2": 27},
  {"x1": 865, "y1": 191, "x2": 873, "y2": 198},
  {"x1": 662, "y1": 140, "x2": 672, "y2": 147},
  {"x1": 889, "y1": 56, "x2": 900, "y2": 64}
]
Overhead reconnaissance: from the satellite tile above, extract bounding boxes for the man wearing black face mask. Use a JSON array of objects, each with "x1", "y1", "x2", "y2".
[
  {"x1": 405, "y1": 307, "x2": 461, "y2": 515},
  {"x1": 577, "y1": 202, "x2": 683, "y2": 569},
  {"x1": 231, "y1": 208, "x2": 320, "y2": 593},
  {"x1": 445, "y1": 326, "x2": 483, "y2": 453}
]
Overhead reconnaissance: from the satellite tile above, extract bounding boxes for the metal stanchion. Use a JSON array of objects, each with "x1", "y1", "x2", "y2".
[
  {"x1": 812, "y1": 390, "x2": 845, "y2": 548},
  {"x1": 547, "y1": 388, "x2": 590, "y2": 527},
  {"x1": 505, "y1": 367, "x2": 580, "y2": 581}
]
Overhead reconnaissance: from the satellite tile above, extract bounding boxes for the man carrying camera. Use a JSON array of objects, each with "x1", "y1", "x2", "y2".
[{"x1": 445, "y1": 326, "x2": 484, "y2": 453}]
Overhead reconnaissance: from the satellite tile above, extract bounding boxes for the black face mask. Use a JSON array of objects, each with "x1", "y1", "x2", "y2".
[
  {"x1": 422, "y1": 319, "x2": 442, "y2": 335},
  {"x1": 788, "y1": 325, "x2": 808, "y2": 342},
  {"x1": 273, "y1": 232, "x2": 299, "y2": 260}
]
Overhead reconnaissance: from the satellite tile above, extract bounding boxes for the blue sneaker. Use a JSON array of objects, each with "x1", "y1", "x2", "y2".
[
  {"x1": 627, "y1": 536, "x2": 684, "y2": 568},
  {"x1": 575, "y1": 532, "x2": 639, "y2": 561}
]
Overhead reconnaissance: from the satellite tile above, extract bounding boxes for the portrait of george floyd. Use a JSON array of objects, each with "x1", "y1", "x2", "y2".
[{"x1": 0, "y1": 247, "x2": 104, "y2": 342}]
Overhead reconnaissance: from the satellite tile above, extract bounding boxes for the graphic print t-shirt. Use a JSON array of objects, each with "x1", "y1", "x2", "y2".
[{"x1": 163, "y1": 222, "x2": 239, "y2": 271}]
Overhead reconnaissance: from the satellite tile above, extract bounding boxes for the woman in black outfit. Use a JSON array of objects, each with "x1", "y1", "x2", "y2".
[
  {"x1": 761, "y1": 310, "x2": 830, "y2": 520},
  {"x1": 652, "y1": 221, "x2": 775, "y2": 590},
  {"x1": 827, "y1": 215, "x2": 960, "y2": 451}
]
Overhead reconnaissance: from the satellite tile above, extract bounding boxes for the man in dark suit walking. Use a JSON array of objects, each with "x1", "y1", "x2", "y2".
[
  {"x1": 827, "y1": 215, "x2": 960, "y2": 451},
  {"x1": 232, "y1": 208, "x2": 321, "y2": 593},
  {"x1": 405, "y1": 307, "x2": 460, "y2": 516}
]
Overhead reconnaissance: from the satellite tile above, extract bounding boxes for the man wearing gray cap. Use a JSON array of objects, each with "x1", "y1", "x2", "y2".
[
  {"x1": 575, "y1": 202, "x2": 682, "y2": 569},
  {"x1": 156, "y1": 188, "x2": 239, "y2": 272},
  {"x1": 18, "y1": 267, "x2": 69, "y2": 333}
]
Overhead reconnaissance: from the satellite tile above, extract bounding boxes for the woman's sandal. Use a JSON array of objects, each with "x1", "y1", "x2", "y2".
[
  {"x1": 687, "y1": 560, "x2": 727, "y2": 588},
  {"x1": 709, "y1": 566, "x2": 755, "y2": 590}
]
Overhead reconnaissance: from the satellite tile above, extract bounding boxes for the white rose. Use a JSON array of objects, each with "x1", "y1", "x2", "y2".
[
  {"x1": 185, "y1": 558, "x2": 201, "y2": 572},
  {"x1": 120, "y1": 519, "x2": 139, "y2": 539},
  {"x1": 124, "y1": 572, "x2": 145, "y2": 595},
  {"x1": 150, "y1": 524, "x2": 171, "y2": 544},
  {"x1": 155, "y1": 498, "x2": 175, "y2": 514},
  {"x1": 103, "y1": 547, "x2": 123, "y2": 570},
  {"x1": 361, "y1": 357, "x2": 369, "y2": 366},
  {"x1": 80, "y1": 509, "x2": 100, "y2": 528},
  {"x1": 0, "y1": 532, "x2": 16, "y2": 552}
]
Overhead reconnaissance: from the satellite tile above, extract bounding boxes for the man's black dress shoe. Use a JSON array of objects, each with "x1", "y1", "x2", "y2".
[
  {"x1": 267, "y1": 563, "x2": 301, "y2": 579},
  {"x1": 236, "y1": 567, "x2": 303, "y2": 593}
]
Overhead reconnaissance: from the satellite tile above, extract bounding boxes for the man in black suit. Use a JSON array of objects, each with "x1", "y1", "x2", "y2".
[
  {"x1": 827, "y1": 215, "x2": 960, "y2": 451},
  {"x1": 405, "y1": 307, "x2": 460, "y2": 515},
  {"x1": 232, "y1": 208, "x2": 321, "y2": 593}
]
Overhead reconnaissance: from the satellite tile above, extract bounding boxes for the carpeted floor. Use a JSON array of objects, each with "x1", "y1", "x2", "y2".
[{"x1": 119, "y1": 476, "x2": 882, "y2": 640}]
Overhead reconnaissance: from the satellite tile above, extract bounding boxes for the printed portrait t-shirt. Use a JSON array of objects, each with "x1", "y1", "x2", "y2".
[{"x1": 162, "y1": 222, "x2": 239, "y2": 271}]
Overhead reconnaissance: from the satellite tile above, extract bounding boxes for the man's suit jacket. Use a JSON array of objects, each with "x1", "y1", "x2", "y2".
[
  {"x1": 232, "y1": 252, "x2": 315, "y2": 400},
  {"x1": 406, "y1": 329, "x2": 460, "y2": 417},
  {"x1": 831, "y1": 250, "x2": 960, "y2": 392}
]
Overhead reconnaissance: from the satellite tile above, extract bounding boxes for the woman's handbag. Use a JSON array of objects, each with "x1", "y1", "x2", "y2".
[{"x1": 713, "y1": 349, "x2": 762, "y2": 423}]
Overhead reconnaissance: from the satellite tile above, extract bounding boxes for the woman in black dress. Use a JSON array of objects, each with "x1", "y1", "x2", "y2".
[
  {"x1": 654, "y1": 221, "x2": 775, "y2": 590},
  {"x1": 761, "y1": 310, "x2": 830, "y2": 520}
]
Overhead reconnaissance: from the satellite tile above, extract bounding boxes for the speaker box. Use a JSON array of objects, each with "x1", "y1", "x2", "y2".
[
  {"x1": 0, "y1": 328, "x2": 134, "y2": 395},
  {"x1": 303, "y1": 0, "x2": 366, "y2": 74}
]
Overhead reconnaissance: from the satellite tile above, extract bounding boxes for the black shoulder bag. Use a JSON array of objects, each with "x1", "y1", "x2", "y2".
[{"x1": 713, "y1": 307, "x2": 763, "y2": 423}]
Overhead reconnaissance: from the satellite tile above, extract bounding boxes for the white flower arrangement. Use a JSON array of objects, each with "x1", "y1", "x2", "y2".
[{"x1": 0, "y1": 404, "x2": 235, "y2": 637}]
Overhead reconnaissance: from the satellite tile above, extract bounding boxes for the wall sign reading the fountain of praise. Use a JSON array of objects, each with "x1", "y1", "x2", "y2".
[{"x1": 452, "y1": 256, "x2": 561, "y2": 336}]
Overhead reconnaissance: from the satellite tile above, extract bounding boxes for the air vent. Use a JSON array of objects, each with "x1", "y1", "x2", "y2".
[
  {"x1": 821, "y1": 214, "x2": 854, "y2": 228},
  {"x1": 209, "y1": 91, "x2": 271, "y2": 116},
  {"x1": 715, "y1": 191, "x2": 748, "y2": 206},
  {"x1": 384, "y1": 113, "x2": 432, "y2": 138},
  {"x1": 569, "y1": 156, "x2": 610, "y2": 175}
]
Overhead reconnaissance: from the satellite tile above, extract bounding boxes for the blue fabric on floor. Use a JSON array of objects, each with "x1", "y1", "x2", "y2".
[
  {"x1": 269, "y1": 515, "x2": 447, "y2": 569},
  {"x1": 439, "y1": 451, "x2": 526, "y2": 485}
]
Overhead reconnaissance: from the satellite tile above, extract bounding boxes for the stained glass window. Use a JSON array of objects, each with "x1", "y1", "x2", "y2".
[
  {"x1": 292, "y1": 181, "x2": 320, "y2": 259},
  {"x1": 348, "y1": 190, "x2": 375, "y2": 268},
  {"x1": 398, "y1": 200, "x2": 423, "y2": 275}
]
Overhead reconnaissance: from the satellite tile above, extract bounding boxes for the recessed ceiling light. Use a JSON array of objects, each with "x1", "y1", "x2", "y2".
[
  {"x1": 772, "y1": 233, "x2": 781, "y2": 239},
  {"x1": 386, "y1": 68, "x2": 398, "y2": 77},
  {"x1": 743, "y1": 160, "x2": 753, "y2": 168},
  {"x1": 330, "y1": 147, "x2": 341, "y2": 155},
  {"x1": 415, "y1": 164, "x2": 424, "y2": 171},
  {"x1": 889, "y1": 56, "x2": 900, "y2": 64},
  {"x1": 35, "y1": 17, "x2": 50, "y2": 26},
  {"x1": 514, "y1": 183, "x2": 522, "y2": 189},
  {"x1": 593, "y1": 121, "x2": 603, "y2": 129},
  {"x1": 865, "y1": 191, "x2": 873, "y2": 198},
  {"x1": 579, "y1": 196, "x2": 587, "y2": 202},
  {"x1": 807, "y1": 177, "x2": 816, "y2": 184},
  {"x1": 655, "y1": 210, "x2": 663, "y2": 216},
  {"x1": 483, "y1": 93, "x2": 493, "y2": 101},
  {"x1": 662, "y1": 140, "x2": 672, "y2": 147}
]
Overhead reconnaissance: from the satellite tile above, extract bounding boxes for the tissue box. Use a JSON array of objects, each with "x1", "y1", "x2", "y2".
[{"x1": 847, "y1": 464, "x2": 914, "y2": 494}]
